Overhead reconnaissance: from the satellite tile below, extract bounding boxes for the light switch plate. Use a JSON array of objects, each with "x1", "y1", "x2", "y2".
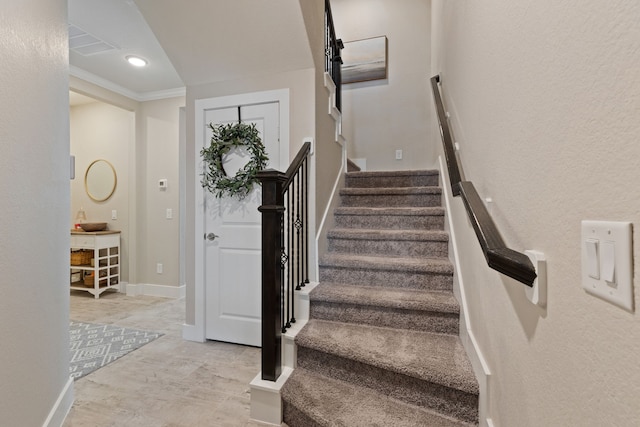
[{"x1": 581, "y1": 220, "x2": 634, "y2": 311}]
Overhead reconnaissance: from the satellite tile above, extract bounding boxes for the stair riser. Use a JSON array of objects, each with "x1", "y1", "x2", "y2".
[
  {"x1": 327, "y1": 237, "x2": 448, "y2": 258},
  {"x1": 334, "y1": 214, "x2": 445, "y2": 231},
  {"x1": 296, "y1": 346, "x2": 479, "y2": 424},
  {"x1": 346, "y1": 175, "x2": 439, "y2": 188},
  {"x1": 340, "y1": 194, "x2": 441, "y2": 208},
  {"x1": 310, "y1": 303, "x2": 459, "y2": 335},
  {"x1": 283, "y1": 403, "x2": 323, "y2": 427},
  {"x1": 319, "y1": 267, "x2": 453, "y2": 291}
]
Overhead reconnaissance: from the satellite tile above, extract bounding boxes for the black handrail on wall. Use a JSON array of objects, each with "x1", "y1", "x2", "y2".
[
  {"x1": 257, "y1": 141, "x2": 311, "y2": 382},
  {"x1": 325, "y1": 0, "x2": 343, "y2": 111},
  {"x1": 430, "y1": 75, "x2": 537, "y2": 287}
]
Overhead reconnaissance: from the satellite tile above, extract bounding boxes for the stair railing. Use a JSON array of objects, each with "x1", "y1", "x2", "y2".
[
  {"x1": 430, "y1": 75, "x2": 537, "y2": 286},
  {"x1": 257, "y1": 141, "x2": 311, "y2": 381},
  {"x1": 325, "y1": 0, "x2": 343, "y2": 111}
]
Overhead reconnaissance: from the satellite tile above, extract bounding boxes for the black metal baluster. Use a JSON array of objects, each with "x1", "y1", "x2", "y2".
[
  {"x1": 302, "y1": 158, "x2": 309, "y2": 286},
  {"x1": 290, "y1": 175, "x2": 297, "y2": 324},
  {"x1": 257, "y1": 142, "x2": 310, "y2": 382},
  {"x1": 280, "y1": 211, "x2": 287, "y2": 334},
  {"x1": 296, "y1": 170, "x2": 304, "y2": 290}
]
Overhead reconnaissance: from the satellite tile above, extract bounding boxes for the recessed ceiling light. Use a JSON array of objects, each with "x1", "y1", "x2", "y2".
[{"x1": 126, "y1": 55, "x2": 147, "y2": 67}]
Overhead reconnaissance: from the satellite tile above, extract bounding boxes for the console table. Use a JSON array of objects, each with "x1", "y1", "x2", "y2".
[{"x1": 70, "y1": 230, "x2": 120, "y2": 299}]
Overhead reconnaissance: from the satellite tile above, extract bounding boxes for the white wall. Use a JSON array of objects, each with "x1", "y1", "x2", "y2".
[
  {"x1": 332, "y1": 0, "x2": 434, "y2": 171},
  {"x1": 0, "y1": 0, "x2": 73, "y2": 425},
  {"x1": 70, "y1": 101, "x2": 134, "y2": 282},
  {"x1": 432, "y1": 0, "x2": 640, "y2": 425}
]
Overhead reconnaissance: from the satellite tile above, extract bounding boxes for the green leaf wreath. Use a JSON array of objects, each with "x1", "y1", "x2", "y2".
[{"x1": 200, "y1": 122, "x2": 269, "y2": 199}]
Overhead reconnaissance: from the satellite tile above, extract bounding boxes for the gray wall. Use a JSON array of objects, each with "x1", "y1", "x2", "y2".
[
  {"x1": 432, "y1": 0, "x2": 640, "y2": 425},
  {"x1": 0, "y1": 0, "x2": 72, "y2": 424},
  {"x1": 67, "y1": 88, "x2": 185, "y2": 291},
  {"x1": 70, "y1": 101, "x2": 134, "y2": 281},
  {"x1": 332, "y1": 0, "x2": 434, "y2": 171}
]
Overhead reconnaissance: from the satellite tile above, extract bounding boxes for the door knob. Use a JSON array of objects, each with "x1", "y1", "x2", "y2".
[{"x1": 206, "y1": 232, "x2": 219, "y2": 241}]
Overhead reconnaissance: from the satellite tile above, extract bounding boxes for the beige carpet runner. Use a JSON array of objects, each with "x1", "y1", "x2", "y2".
[{"x1": 282, "y1": 170, "x2": 479, "y2": 426}]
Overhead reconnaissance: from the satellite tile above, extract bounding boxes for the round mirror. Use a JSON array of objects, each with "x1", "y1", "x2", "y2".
[{"x1": 85, "y1": 159, "x2": 117, "y2": 202}]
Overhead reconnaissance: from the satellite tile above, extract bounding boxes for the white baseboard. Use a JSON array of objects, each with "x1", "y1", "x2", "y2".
[
  {"x1": 250, "y1": 367, "x2": 293, "y2": 426},
  {"x1": 42, "y1": 376, "x2": 74, "y2": 427},
  {"x1": 314, "y1": 163, "x2": 345, "y2": 282},
  {"x1": 126, "y1": 283, "x2": 185, "y2": 299},
  {"x1": 182, "y1": 323, "x2": 205, "y2": 343},
  {"x1": 439, "y1": 156, "x2": 492, "y2": 427},
  {"x1": 282, "y1": 280, "x2": 316, "y2": 369},
  {"x1": 294, "y1": 281, "x2": 317, "y2": 323}
]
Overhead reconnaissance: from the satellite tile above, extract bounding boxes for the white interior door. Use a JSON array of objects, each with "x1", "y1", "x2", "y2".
[{"x1": 204, "y1": 102, "x2": 280, "y2": 346}]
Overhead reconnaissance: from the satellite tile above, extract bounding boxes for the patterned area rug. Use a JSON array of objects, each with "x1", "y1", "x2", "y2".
[{"x1": 69, "y1": 321, "x2": 163, "y2": 379}]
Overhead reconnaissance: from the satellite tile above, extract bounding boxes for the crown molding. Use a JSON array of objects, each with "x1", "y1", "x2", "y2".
[{"x1": 69, "y1": 65, "x2": 185, "y2": 102}]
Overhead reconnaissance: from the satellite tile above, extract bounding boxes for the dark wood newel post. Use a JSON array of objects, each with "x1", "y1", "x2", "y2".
[{"x1": 257, "y1": 169, "x2": 287, "y2": 381}]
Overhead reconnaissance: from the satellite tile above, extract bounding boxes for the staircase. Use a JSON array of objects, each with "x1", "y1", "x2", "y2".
[{"x1": 282, "y1": 170, "x2": 479, "y2": 426}]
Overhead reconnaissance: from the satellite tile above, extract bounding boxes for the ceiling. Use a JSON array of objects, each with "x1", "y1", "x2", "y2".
[
  {"x1": 68, "y1": 0, "x2": 184, "y2": 101},
  {"x1": 68, "y1": 0, "x2": 314, "y2": 103}
]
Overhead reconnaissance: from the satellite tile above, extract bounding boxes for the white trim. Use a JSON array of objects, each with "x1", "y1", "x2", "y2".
[
  {"x1": 323, "y1": 72, "x2": 336, "y2": 115},
  {"x1": 314, "y1": 160, "x2": 345, "y2": 282},
  {"x1": 69, "y1": 65, "x2": 185, "y2": 102},
  {"x1": 182, "y1": 323, "x2": 205, "y2": 343},
  {"x1": 126, "y1": 283, "x2": 186, "y2": 299},
  {"x1": 118, "y1": 281, "x2": 129, "y2": 293},
  {"x1": 330, "y1": 105, "x2": 340, "y2": 122},
  {"x1": 192, "y1": 89, "x2": 291, "y2": 342},
  {"x1": 282, "y1": 281, "x2": 318, "y2": 368},
  {"x1": 249, "y1": 367, "x2": 293, "y2": 426},
  {"x1": 315, "y1": 158, "x2": 345, "y2": 239},
  {"x1": 139, "y1": 87, "x2": 187, "y2": 102},
  {"x1": 323, "y1": 72, "x2": 344, "y2": 144},
  {"x1": 42, "y1": 376, "x2": 74, "y2": 427},
  {"x1": 439, "y1": 156, "x2": 492, "y2": 427}
]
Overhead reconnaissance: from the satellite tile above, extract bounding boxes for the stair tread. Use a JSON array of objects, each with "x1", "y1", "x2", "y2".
[
  {"x1": 311, "y1": 283, "x2": 460, "y2": 314},
  {"x1": 334, "y1": 206, "x2": 445, "y2": 216},
  {"x1": 320, "y1": 253, "x2": 453, "y2": 273},
  {"x1": 328, "y1": 228, "x2": 449, "y2": 241},
  {"x1": 283, "y1": 367, "x2": 474, "y2": 427},
  {"x1": 296, "y1": 319, "x2": 479, "y2": 395},
  {"x1": 346, "y1": 169, "x2": 439, "y2": 178},
  {"x1": 341, "y1": 186, "x2": 442, "y2": 195}
]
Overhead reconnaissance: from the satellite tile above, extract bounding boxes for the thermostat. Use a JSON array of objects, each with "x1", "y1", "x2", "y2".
[{"x1": 159, "y1": 179, "x2": 168, "y2": 190}]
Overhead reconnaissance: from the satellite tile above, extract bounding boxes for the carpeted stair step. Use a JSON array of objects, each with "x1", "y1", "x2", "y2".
[
  {"x1": 294, "y1": 319, "x2": 479, "y2": 424},
  {"x1": 334, "y1": 206, "x2": 445, "y2": 230},
  {"x1": 327, "y1": 228, "x2": 449, "y2": 258},
  {"x1": 282, "y1": 367, "x2": 475, "y2": 427},
  {"x1": 310, "y1": 282, "x2": 460, "y2": 334},
  {"x1": 319, "y1": 253, "x2": 453, "y2": 291},
  {"x1": 340, "y1": 187, "x2": 442, "y2": 208},
  {"x1": 346, "y1": 170, "x2": 439, "y2": 189}
]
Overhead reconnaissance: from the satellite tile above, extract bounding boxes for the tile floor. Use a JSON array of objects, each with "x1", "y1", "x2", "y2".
[{"x1": 64, "y1": 290, "x2": 268, "y2": 427}]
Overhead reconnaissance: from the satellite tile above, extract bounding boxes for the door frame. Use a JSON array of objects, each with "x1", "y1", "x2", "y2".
[{"x1": 189, "y1": 89, "x2": 290, "y2": 342}]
